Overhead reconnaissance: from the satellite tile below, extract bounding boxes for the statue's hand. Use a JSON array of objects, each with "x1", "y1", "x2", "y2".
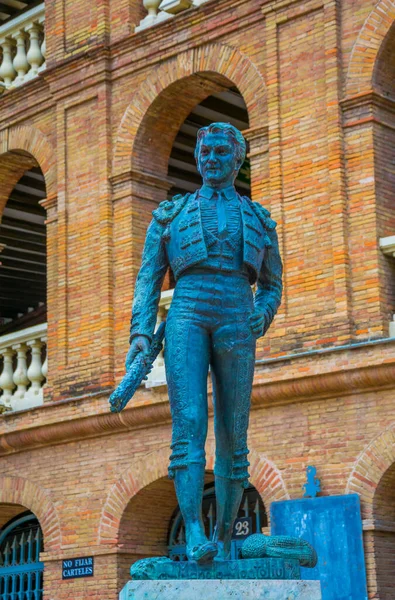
[
  {"x1": 126, "y1": 336, "x2": 151, "y2": 370},
  {"x1": 249, "y1": 310, "x2": 270, "y2": 338}
]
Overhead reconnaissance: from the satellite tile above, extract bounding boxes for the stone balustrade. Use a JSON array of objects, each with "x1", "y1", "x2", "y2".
[
  {"x1": 144, "y1": 289, "x2": 174, "y2": 388},
  {"x1": 0, "y1": 2, "x2": 45, "y2": 92},
  {"x1": 0, "y1": 323, "x2": 47, "y2": 413},
  {"x1": 136, "y1": 0, "x2": 210, "y2": 32}
]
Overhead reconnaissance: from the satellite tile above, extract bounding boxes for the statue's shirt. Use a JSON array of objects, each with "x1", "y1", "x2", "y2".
[
  {"x1": 195, "y1": 185, "x2": 245, "y2": 274},
  {"x1": 199, "y1": 184, "x2": 242, "y2": 239}
]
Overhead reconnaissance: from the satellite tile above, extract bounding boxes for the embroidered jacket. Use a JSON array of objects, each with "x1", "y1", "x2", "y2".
[{"x1": 129, "y1": 189, "x2": 283, "y2": 342}]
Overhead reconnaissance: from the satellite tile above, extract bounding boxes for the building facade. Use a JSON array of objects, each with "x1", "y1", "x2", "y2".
[{"x1": 0, "y1": 0, "x2": 394, "y2": 597}]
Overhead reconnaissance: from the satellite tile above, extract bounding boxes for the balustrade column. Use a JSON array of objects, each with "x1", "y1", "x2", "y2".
[
  {"x1": 155, "y1": 306, "x2": 167, "y2": 369},
  {"x1": 12, "y1": 30, "x2": 29, "y2": 84},
  {"x1": 12, "y1": 343, "x2": 29, "y2": 402},
  {"x1": 39, "y1": 29, "x2": 46, "y2": 71},
  {"x1": 136, "y1": 0, "x2": 171, "y2": 31},
  {"x1": 25, "y1": 22, "x2": 44, "y2": 78},
  {"x1": 0, "y1": 39, "x2": 16, "y2": 87},
  {"x1": 41, "y1": 336, "x2": 48, "y2": 381},
  {"x1": 0, "y1": 348, "x2": 15, "y2": 410},
  {"x1": 144, "y1": 311, "x2": 167, "y2": 388},
  {"x1": 26, "y1": 340, "x2": 44, "y2": 404},
  {"x1": 144, "y1": 291, "x2": 173, "y2": 388}
]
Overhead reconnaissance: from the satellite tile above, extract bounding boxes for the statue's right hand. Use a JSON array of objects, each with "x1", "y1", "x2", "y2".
[{"x1": 125, "y1": 336, "x2": 151, "y2": 370}]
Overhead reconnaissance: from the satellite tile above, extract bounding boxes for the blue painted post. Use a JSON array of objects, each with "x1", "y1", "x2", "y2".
[
  {"x1": 26, "y1": 530, "x2": 33, "y2": 565},
  {"x1": 11, "y1": 538, "x2": 17, "y2": 567},
  {"x1": 27, "y1": 571, "x2": 33, "y2": 598},
  {"x1": 19, "y1": 533, "x2": 25, "y2": 567},
  {"x1": 11, "y1": 572, "x2": 17, "y2": 600},
  {"x1": 34, "y1": 529, "x2": 41, "y2": 563},
  {"x1": 254, "y1": 499, "x2": 261, "y2": 533}
]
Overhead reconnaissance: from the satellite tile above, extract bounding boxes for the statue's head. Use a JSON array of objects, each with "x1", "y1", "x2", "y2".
[{"x1": 195, "y1": 122, "x2": 246, "y2": 189}]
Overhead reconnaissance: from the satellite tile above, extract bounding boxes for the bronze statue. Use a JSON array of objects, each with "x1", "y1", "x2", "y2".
[{"x1": 111, "y1": 122, "x2": 283, "y2": 564}]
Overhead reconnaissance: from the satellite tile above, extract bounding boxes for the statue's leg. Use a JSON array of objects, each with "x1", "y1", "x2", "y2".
[
  {"x1": 211, "y1": 316, "x2": 256, "y2": 560},
  {"x1": 165, "y1": 314, "x2": 217, "y2": 562}
]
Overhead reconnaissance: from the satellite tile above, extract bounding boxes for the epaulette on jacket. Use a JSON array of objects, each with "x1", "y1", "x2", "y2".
[
  {"x1": 153, "y1": 193, "x2": 190, "y2": 225},
  {"x1": 246, "y1": 198, "x2": 277, "y2": 231}
]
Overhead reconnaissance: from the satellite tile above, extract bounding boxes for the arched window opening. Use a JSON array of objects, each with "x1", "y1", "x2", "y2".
[
  {"x1": 168, "y1": 483, "x2": 267, "y2": 561},
  {"x1": 167, "y1": 87, "x2": 250, "y2": 200},
  {"x1": 0, "y1": 166, "x2": 47, "y2": 335},
  {"x1": 0, "y1": 511, "x2": 44, "y2": 599}
]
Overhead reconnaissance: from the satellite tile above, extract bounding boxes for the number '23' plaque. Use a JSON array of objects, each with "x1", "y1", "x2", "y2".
[{"x1": 232, "y1": 517, "x2": 252, "y2": 539}]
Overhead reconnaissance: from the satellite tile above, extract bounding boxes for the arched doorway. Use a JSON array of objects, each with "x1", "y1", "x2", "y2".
[
  {"x1": 168, "y1": 483, "x2": 267, "y2": 561},
  {"x1": 0, "y1": 510, "x2": 44, "y2": 599},
  {"x1": 373, "y1": 462, "x2": 395, "y2": 599}
]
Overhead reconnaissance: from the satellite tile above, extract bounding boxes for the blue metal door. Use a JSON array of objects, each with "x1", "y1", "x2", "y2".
[
  {"x1": 271, "y1": 494, "x2": 368, "y2": 600},
  {"x1": 0, "y1": 513, "x2": 43, "y2": 600}
]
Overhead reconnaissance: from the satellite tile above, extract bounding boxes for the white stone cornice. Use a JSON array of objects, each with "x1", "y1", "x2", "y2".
[{"x1": 379, "y1": 235, "x2": 395, "y2": 258}]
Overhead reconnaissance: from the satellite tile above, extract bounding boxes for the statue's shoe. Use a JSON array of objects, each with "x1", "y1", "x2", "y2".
[{"x1": 187, "y1": 541, "x2": 218, "y2": 563}]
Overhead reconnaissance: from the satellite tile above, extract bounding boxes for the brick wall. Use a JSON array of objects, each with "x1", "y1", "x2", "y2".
[{"x1": 0, "y1": 0, "x2": 395, "y2": 598}]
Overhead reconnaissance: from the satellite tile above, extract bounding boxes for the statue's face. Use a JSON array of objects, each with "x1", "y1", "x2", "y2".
[{"x1": 197, "y1": 132, "x2": 241, "y2": 188}]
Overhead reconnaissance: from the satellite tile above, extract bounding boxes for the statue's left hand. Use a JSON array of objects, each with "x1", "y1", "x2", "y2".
[{"x1": 249, "y1": 310, "x2": 269, "y2": 337}]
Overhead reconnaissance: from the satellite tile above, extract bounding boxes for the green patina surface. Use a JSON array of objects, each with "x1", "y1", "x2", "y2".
[{"x1": 130, "y1": 557, "x2": 300, "y2": 581}]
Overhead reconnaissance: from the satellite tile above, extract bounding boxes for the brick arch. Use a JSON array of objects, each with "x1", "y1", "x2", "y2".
[
  {"x1": 113, "y1": 43, "x2": 266, "y2": 179},
  {"x1": 346, "y1": 423, "x2": 395, "y2": 519},
  {"x1": 1, "y1": 124, "x2": 56, "y2": 200},
  {"x1": 345, "y1": 0, "x2": 395, "y2": 97},
  {"x1": 7, "y1": 125, "x2": 56, "y2": 196},
  {"x1": 98, "y1": 444, "x2": 287, "y2": 546},
  {"x1": 0, "y1": 475, "x2": 61, "y2": 550}
]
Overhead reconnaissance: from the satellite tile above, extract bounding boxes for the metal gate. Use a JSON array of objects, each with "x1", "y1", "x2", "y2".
[
  {"x1": 0, "y1": 513, "x2": 43, "y2": 600},
  {"x1": 168, "y1": 484, "x2": 267, "y2": 560}
]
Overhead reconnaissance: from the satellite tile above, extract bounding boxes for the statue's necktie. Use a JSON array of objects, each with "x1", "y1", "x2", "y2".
[{"x1": 215, "y1": 191, "x2": 228, "y2": 240}]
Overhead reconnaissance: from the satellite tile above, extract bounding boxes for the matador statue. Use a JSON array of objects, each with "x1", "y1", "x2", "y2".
[{"x1": 122, "y1": 122, "x2": 283, "y2": 564}]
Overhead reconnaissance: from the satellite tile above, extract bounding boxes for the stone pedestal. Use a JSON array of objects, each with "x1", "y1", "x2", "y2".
[{"x1": 120, "y1": 579, "x2": 322, "y2": 599}]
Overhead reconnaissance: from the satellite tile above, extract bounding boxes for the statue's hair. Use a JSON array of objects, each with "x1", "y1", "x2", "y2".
[{"x1": 195, "y1": 122, "x2": 247, "y2": 164}]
